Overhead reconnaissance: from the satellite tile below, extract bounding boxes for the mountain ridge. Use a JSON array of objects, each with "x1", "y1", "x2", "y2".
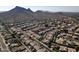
[{"x1": 0, "y1": 6, "x2": 79, "y2": 23}]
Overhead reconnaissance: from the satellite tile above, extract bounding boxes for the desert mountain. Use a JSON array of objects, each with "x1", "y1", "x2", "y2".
[{"x1": 0, "y1": 6, "x2": 79, "y2": 23}]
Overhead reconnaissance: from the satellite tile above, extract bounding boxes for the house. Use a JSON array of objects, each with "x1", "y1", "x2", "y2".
[{"x1": 68, "y1": 48, "x2": 76, "y2": 52}]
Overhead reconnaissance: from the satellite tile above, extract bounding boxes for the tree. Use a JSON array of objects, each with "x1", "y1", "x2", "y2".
[
  {"x1": 75, "y1": 45, "x2": 79, "y2": 51},
  {"x1": 53, "y1": 46, "x2": 60, "y2": 52}
]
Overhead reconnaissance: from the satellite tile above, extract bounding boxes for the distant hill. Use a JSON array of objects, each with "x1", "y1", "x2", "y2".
[
  {"x1": 0, "y1": 6, "x2": 34, "y2": 23},
  {"x1": 61, "y1": 12, "x2": 79, "y2": 16},
  {"x1": 10, "y1": 6, "x2": 33, "y2": 13},
  {"x1": 0, "y1": 6, "x2": 79, "y2": 23},
  {"x1": 0, "y1": 6, "x2": 33, "y2": 15}
]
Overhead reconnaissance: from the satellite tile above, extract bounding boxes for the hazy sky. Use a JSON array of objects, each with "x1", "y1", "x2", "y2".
[{"x1": 0, "y1": 6, "x2": 79, "y2": 12}]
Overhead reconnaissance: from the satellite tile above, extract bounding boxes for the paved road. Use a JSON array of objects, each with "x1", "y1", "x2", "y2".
[{"x1": 0, "y1": 33, "x2": 9, "y2": 52}]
